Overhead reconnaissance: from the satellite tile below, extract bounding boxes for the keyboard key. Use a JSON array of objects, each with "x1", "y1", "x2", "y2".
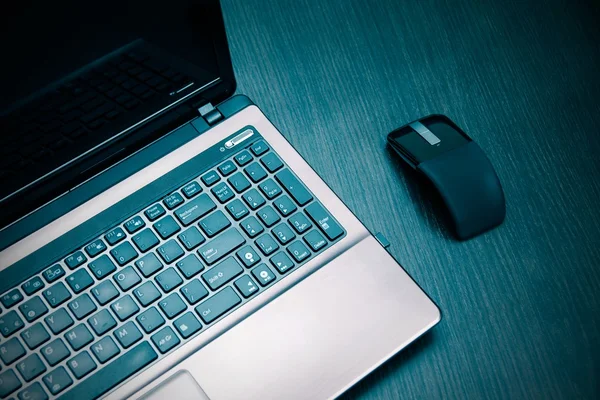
[
  {"x1": 64, "y1": 251, "x2": 87, "y2": 270},
  {"x1": 158, "y1": 293, "x2": 186, "y2": 319},
  {"x1": 157, "y1": 240, "x2": 185, "y2": 264},
  {"x1": 251, "y1": 264, "x2": 276, "y2": 287},
  {"x1": 20, "y1": 297, "x2": 48, "y2": 321},
  {"x1": 163, "y1": 193, "x2": 184, "y2": 210},
  {"x1": 114, "y1": 321, "x2": 142, "y2": 349},
  {"x1": 255, "y1": 234, "x2": 280, "y2": 256},
  {"x1": 42, "y1": 264, "x2": 65, "y2": 283},
  {"x1": 1, "y1": 289, "x2": 23, "y2": 308},
  {"x1": 67, "y1": 351, "x2": 96, "y2": 379},
  {"x1": 110, "y1": 241, "x2": 138, "y2": 266},
  {"x1": 274, "y1": 195, "x2": 297, "y2": 218},
  {"x1": 135, "y1": 253, "x2": 164, "y2": 277},
  {"x1": 176, "y1": 254, "x2": 205, "y2": 279},
  {"x1": 288, "y1": 241, "x2": 311, "y2": 263},
  {"x1": 250, "y1": 140, "x2": 269, "y2": 156},
  {"x1": 271, "y1": 252, "x2": 295, "y2": 274},
  {"x1": 0, "y1": 311, "x2": 24, "y2": 337},
  {"x1": 64, "y1": 324, "x2": 94, "y2": 351},
  {"x1": 228, "y1": 172, "x2": 251, "y2": 193},
  {"x1": 234, "y1": 275, "x2": 259, "y2": 298},
  {"x1": 178, "y1": 226, "x2": 206, "y2": 250},
  {"x1": 197, "y1": 228, "x2": 246, "y2": 265},
  {"x1": 59, "y1": 342, "x2": 157, "y2": 399},
  {"x1": 260, "y1": 152, "x2": 283, "y2": 172},
  {"x1": 242, "y1": 188, "x2": 266, "y2": 210},
  {"x1": 174, "y1": 312, "x2": 202, "y2": 339},
  {"x1": 0, "y1": 369, "x2": 22, "y2": 397},
  {"x1": 110, "y1": 295, "x2": 139, "y2": 321},
  {"x1": 136, "y1": 308, "x2": 165, "y2": 333},
  {"x1": 20, "y1": 323, "x2": 50, "y2": 349},
  {"x1": 91, "y1": 336, "x2": 120, "y2": 364},
  {"x1": 236, "y1": 246, "x2": 261, "y2": 268},
  {"x1": 42, "y1": 367, "x2": 72, "y2": 395},
  {"x1": 195, "y1": 287, "x2": 241, "y2": 324},
  {"x1": 155, "y1": 268, "x2": 183, "y2": 293},
  {"x1": 259, "y1": 178, "x2": 282, "y2": 200},
  {"x1": 180, "y1": 279, "x2": 209, "y2": 305},
  {"x1": 132, "y1": 228, "x2": 160, "y2": 252},
  {"x1": 244, "y1": 162, "x2": 267, "y2": 183},
  {"x1": 66, "y1": 269, "x2": 94, "y2": 293},
  {"x1": 17, "y1": 382, "x2": 47, "y2": 400},
  {"x1": 84, "y1": 239, "x2": 107, "y2": 257},
  {"x1": 288, "y1": 212, "x2": 312, "y2": 234},
  {"x1": 241, "y1": 216, "x2": 264, "y2": 238},
  {"x1": 151, "y1": 326, "x2": 180, "y2": 354},
  {"x1": 174, "y1": 194, "x2": 216, "y2": 226},
  {"x1": 16, "y1": 354, "x2": 46, "y2": 382},
  {"x1": 305, "y1": 202, "x2": 344, "y2": 240},
  {"x1": 113, "y1": 266, "x2": 141, "y2": 291},
  {"x1": 105, "y1": 227, "x2": 126, "y2": 246},
  {"x1": 211, "y1": 182, "x2": 235, "y2": 204},
  {"x1": 21, "y1": 276, "x2": 45, "y2": 296},
  {"x1": 153, "y1": 215, "x2": 181, "y2": 239},
  {"x1": 275, "y1": 169, "x2": 313, "y2": 206},
  {"x1": 218, "y1": 160, "x2": 237, "y2": 176},
  {"x1": 272, "y1": 223, "x2": 296, "y2": 245},
  {"x1": 133, "y1": 282, "x2": 161, "y2": 307},
  {"x1": 88, "y1": 255, "x2": 117, "y2": 280},
  {"x1": 91, "y1": 281, "x2": 119, "y2": 305},
  {"x1": 257, "y1": 205, "x2": 281, "y2": 227},
  {"x1": 124, "y1": 216, "x2": 146, "y2": 234},
  {"x1": 0, "y1": 338, "x2": 26, "y2": 364},
  {"x1": 44, "y1": 309, "x2": 73, "y2": 334},
  {"x1": 234, "y1": 150, "x2": 253, "y2": 166},
  {"x1": 40, "y1": 339, "x2": 70, "y2": 367},
  {"x1": 304, "y1": 230, "x2": 328, "y2": 252},
  {"x1": 199, "y1": 211, "x2": 231, "y2": 238},
  {"x1": 201, "y1": 170, "x2": 221, "y2": 186},
  {"x1": 226, "y1": 199, "x2": 250, "y2": 221},
  {"x1": 144, "y1": 204, "x2": 166, "y2": 221},
  {"x1": 68, "y1": 294, "x2": 97, "y2": 321},
  {"x1": 87, "y1": 309, "x2": 117, "y2": 336},
  {"x1": 182, "y1": 181, "x2": 203, "y2": 198},
  {"x1": 201, "y1": 257, "x2": 243, "y2": 291}
]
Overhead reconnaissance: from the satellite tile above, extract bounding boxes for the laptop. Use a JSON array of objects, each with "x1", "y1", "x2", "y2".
[{"x1": 0, "y1": 1, "x2": 440, "y2": 399}]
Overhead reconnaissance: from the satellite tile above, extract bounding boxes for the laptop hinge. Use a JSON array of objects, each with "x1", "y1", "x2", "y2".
[{"x1": 198, "y1": 102, "x2": 224, "y2": 126}]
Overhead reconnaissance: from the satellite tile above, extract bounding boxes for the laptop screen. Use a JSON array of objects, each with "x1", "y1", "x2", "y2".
[{"x1": 0, "y1": 0, "x2": 235, "y2": 228}]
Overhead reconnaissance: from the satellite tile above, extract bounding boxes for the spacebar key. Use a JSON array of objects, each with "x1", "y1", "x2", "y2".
[
  {"x1": 197, "y1": 228, "x2": 246, "y2": 265},
  {"x1": 58, "y1": 341, "x2": 158, "y2": 400}
]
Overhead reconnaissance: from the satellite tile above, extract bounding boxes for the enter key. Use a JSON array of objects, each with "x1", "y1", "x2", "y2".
[{"x1": 304, "y1": 203, "x2": 344, "y2": 241}]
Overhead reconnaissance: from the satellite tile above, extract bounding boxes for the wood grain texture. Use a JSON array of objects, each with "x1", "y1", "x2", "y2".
[{"x1": 219, "y1": 0, "x2": 600, "y2": 398}]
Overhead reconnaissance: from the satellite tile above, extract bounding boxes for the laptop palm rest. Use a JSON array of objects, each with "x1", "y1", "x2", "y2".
[{"x1": 129, "y1": 235, "x2": 440, "y2": 400}]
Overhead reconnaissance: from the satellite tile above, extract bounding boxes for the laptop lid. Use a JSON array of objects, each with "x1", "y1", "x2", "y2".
[{"x1": 0, "y1": 0, "x2": 235, "y2": 229}]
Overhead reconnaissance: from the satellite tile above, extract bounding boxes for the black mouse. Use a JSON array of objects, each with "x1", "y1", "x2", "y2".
[{"x1": 387, "y1": 115, "x2": 505, "y2": 240}]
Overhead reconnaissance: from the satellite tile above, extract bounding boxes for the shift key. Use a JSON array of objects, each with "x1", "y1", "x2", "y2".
[
  {"x1": 305, "y1": 203, "x2": 344, "y2": 240},
  {"x1": 197, "y1": 228, "x2": 245, "y2": 265},
  {"x1": 174, "y1": 194, "x2": 216, "y2": 226},
  {"x1": 195, "y1": 287, "x2": 241, "y2": 324}
]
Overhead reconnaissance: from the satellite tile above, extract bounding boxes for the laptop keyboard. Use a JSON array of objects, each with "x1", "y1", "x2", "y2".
[
  {"x1": 0, "y1": 138, "x2": 345, "y2": 399},
  {"x1": 0, "y1": 45, "x2": 194, "y2": 201}
]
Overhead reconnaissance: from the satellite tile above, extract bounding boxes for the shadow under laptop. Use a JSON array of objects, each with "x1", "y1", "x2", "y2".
[
  {"x1": 384, "y1": 145, "x2": 457, "y2": 242},
  {"x1": 339, "y1": 331, "x2": 438, "y2": 399}
]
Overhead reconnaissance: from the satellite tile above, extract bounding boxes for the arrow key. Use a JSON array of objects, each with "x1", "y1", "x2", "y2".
[{"x1": 234, "y1": 275, "x2": 259, "y2": 298}]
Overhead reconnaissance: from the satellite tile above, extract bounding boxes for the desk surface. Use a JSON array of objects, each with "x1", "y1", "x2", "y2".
[{"x1": 220, "y1": 0, "x2": 600, "y2": 398}]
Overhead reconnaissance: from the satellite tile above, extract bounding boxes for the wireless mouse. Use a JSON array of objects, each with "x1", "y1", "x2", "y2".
[{"x1": 387, "y1": 115, "x2": 505, "y2": 240}]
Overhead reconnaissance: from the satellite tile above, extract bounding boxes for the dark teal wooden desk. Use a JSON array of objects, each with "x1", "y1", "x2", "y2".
[{"x1": 220, "y1": 0, "x2": 600, "y2": 398}]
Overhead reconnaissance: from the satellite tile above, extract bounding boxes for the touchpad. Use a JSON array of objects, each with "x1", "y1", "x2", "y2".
[{"x1": 140, "y1": 370, "x2": 210, "y2": 400}]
